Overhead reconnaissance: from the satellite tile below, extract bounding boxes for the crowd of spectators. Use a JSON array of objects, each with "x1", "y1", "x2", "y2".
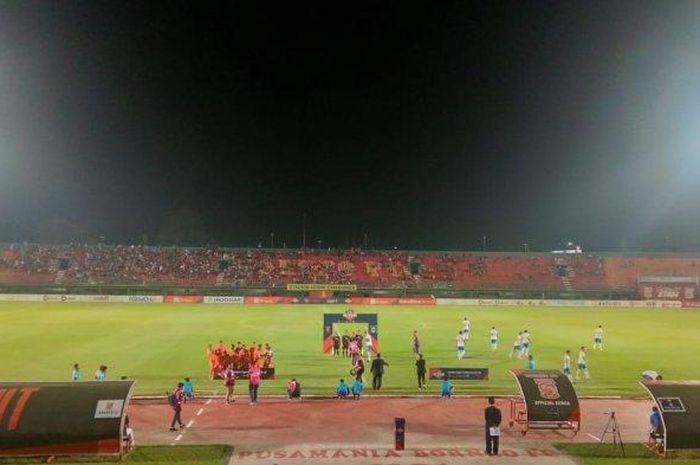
[{"x1": 3, "y1": 243, "x2": 691, "y2": 290}]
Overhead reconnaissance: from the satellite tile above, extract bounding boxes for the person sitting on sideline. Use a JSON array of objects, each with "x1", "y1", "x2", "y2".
[
  {"x1": 71, "y1": 363, "x2": 81, "y2": 382},
  {"x1": 440, "y1": 376, "x2": 454, "y2": 399},
  {"x1": 649, "y1": 406, "x2": 664, "y2": 450},
  {"x1": 183, "y1": 377, "x2": 194, "y2": 401},
  {"x1": 352, "y1": 379, "x2": 363, "y2": 400},
  {"x1": 95, "y1": 365, "x2": 107, "y2": 381},
  {"x1": 336, "y1": 378, "x2": 350, "y2": 399},
  {"x1": 526, "y1": 354, "x2": 536, "y2": 371},
  {"x1": 287, "y1": 378, "x2": 301, "y2": 399},
  {"x1": 123, "y1": 415, "x2": 135, "y2": 451}
]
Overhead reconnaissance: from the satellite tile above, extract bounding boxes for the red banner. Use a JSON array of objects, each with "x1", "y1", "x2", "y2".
[
  {"x1": 164, "y1": 295, "x2": 203, "y2": 304},
  {"x1": 639, "y1": 285, "x2": 696, "y2": 300},
  {"x1": 346, "y1": 297, "x2": 436, "y2": 305},
  {"x1": 682, "y1": 300, "x2": 700, "y2": 308},
  {"x1": 243, "y1": 296, "x2": 296, "y2": 304}
]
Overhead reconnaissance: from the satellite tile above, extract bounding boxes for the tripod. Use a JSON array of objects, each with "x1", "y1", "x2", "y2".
[{"x1": 596, "y1": 411, "x2": 625, "y2": 457}]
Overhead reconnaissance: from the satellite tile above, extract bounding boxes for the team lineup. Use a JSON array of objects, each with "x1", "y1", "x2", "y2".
[{"x1": 324, "y1": 314, "x2": 606, "y2": 397}]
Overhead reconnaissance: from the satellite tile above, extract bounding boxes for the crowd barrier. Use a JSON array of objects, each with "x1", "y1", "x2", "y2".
[{"x1": 0, "y1": 294, "x2": 697, "y2": 307}]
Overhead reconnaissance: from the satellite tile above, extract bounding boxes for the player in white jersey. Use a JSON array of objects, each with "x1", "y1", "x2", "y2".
[
  {"x1": 456, "y1": 331, "x2": 466, "y2": 359},
  {"x1": 593, "y1": 325, "x2": 604, "y2": 350},
  {"x1": 576, "y1": 346, "x2": 590, "y2": 380},
  {"x1": 519, "y1": 330, "x2": 532, "y2": 358},
  {"x1": 562, "y1": 350, "x2": 573, "y2": 383},
  {"x1": 509, "y1": 332, "x2": 522, "y2": 358},
  {"x1": 364, "y1": 331, "x2": 374, "y2": 361},
  {"x1": 489, "y1": 327, "x2": 498, "y2": 351},
  {"x1": 461, "y1": 317, "x2": 471, "y2": 341}
]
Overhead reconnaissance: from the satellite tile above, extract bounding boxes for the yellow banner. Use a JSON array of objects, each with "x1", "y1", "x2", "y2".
[{"x1": 286, "y1": 283, "x2": 357, "y2": 291}]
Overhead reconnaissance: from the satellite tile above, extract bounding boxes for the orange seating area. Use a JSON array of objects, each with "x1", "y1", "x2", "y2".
[{"x1": 0, "y1": 243, "x2": 698, "y2": 291}]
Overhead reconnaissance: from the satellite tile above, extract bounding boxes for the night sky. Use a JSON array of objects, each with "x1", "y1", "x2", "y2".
[{"x1": 1, "y1": 1, "x2": 699, "y2": 251}]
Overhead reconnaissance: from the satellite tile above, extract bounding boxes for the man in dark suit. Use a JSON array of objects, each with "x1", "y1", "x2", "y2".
[
  {"x1": 370, "y1": 353, "x2": 389, "y2": 390},
  {"x1": 484, "y1": 397, "x2": 502, "y2": 455}
]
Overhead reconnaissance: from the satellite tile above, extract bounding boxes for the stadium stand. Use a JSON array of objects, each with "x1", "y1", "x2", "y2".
[{"x1": 0, "y1": 243, "x2": 698, "y2": 292}]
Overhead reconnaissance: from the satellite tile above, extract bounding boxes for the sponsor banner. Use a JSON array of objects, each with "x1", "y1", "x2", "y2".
[
  {"x1": 287, "y1": 283, "x2": 358, "y2": 292},
  {"x1": 203, "y1": 296, "x2": 244, "y2": 304},
  {"x1": 436, "y1": 298, "x2": 682, "y2": 308},
  {"x1": 346, "y1": 297, "x2": 436, "y2": 305},
  {"x1": 0, "y1": 294, "x2": 45, "y2": 302},
  {"x1": 682, "y1": 300, "x2": 700, "y2": 308},
  {"x1": 215, "y1": 368, "x2": 275, "y2": 380},
  {"x1": 429, "y1": 368, "x2": 489, "y2": 380},
  {"x1": 639, "y1": 276, "x2": 698, "y2": 284},
  {"x1": 244, "y1": 296, "x2": 297, "y2": 304},
  {"x1": 639, "y1": 284, "x2": 696, "y2": 301},
  {"x1": 511, "y1": 369, "x2": 580, "y2": 425},
  {"x1": 0, "y1": 381, "x2": 133, "y2": 457},
  {"x1": 163, "y1": 295, "x2": 203, "y2": 304},
  {"x1": 109, "y1": 295, "x2": 164, "y2": 304},
  {"x1": 641, "y1": 381, "x2": 700, "y2": 450}
]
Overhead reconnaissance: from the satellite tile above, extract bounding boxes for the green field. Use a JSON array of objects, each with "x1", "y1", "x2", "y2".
[{"x1": 1, "y1": 302, "x2": 698, "y2": 396}]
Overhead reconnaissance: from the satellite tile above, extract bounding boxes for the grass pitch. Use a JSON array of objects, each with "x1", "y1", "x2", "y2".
[{"x1": 1, "y1": 302, "x2": 698, "y2": 396}]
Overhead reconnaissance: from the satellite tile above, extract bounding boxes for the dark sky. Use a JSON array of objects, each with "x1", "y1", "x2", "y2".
[{"x1": 1, "y1": 1, "x2": 699, "y2": 251}]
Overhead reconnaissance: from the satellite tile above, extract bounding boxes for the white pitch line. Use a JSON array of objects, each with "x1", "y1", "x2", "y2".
[
  {"x1": 186, "y1": 420, "x2": 194, "y2": 428},
  {"x1": 206, "y1": 399, "x2": 213, "y2": 405},
  {"x1": 169, "y1": 442, "x2": 175, "y2": 447},
  {"x1": 175, "y1": 434, "x2": 183, "y2": 441},
  {"x1": 196, "y1": 408, "x2": 204, "y2": 416},
  {"x1": 587, "y1": 433, "x2": 601, "y2": 442}
]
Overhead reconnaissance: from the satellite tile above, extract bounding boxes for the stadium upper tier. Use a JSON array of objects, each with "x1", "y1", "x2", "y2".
[{"x1": 1, "y1": 244, "x2": 699, "y2": 290}]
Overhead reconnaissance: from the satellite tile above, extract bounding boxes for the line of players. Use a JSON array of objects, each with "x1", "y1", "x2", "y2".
[
  {"x1": 453, "y1": 317, "x2": 604, "y2": 383},
  {"x1": 330, "y1": 331, "x2": 375, "y2": 360}
]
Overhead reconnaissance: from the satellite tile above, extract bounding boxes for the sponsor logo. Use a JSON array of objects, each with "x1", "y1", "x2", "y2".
[
  {"x1": 203, "y1": 296, "x2": 244, "y2": 304},
  {"x1": 94, "y1": 399, "x2": 124, "y2": 419},
  {"x1": 128, "y1": 295, "x2": 157, "y2": 303},
  {"x1": 534, "y1": 378, "x2": 560, "y2": 400}
]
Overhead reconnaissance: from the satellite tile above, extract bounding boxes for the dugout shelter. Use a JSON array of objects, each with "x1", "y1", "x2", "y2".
[
  {"x1": 0, "y1": 381, "x2": 135, "y2": 459},
  {"x1": 508, "y1": 369, "x2": 580, "y2": 436},
  {"x1": 641, "y1": 380, "x2": 700, "y2": 453}
]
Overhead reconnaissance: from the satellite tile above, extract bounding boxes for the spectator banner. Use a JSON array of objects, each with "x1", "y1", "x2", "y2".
[
  {"x1": 641, "y1": 381, "x2": 700, "y2": 450},
  {"x1": 244, "y1": 296, "x2": 297, "y2": 304},
  {"x1": 510, "y1": 370, "x2": 580, "y2": 426},
  {"x1": 0, "y1": 381, "x2": 134, "y2": 457},
  {"x1": 163, "y1": 295, "x2": 203, "y2": 304},
  {"x1": 203, "y1": 296, "x2": 244, "y2": 304},
  {"x1": 346, "y1": 297, "x2": 436, "y2": 305},
  {"x1": 429, "y1": 368, "x2": 488, "y2": 380},
  {"x1": 287, "y1": 284, "x2": 357, "y2": 291}
]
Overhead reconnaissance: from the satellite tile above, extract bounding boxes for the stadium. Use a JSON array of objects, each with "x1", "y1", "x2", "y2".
[{"x1": 3, "y1": 2, "x2": 700, "y2": 464}]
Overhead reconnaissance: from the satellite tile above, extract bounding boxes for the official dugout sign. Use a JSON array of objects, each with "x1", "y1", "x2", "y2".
[
  {"x1": 510, "y1": 370, "x2": 580, "y2": 431},
  {"x1": 0, "y1": 381, "x2": 134, "y2": 457}
]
